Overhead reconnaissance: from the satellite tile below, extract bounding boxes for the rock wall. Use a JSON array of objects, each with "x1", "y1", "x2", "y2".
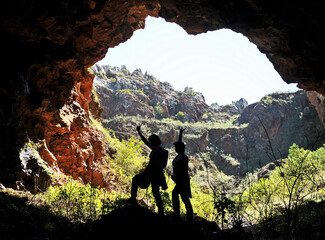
[
  {"x1": 1, "y1": 0, "x2": 325, "y2": 189},
  {"x1": 92, "y1": 64, "x2": 212, "y2": 122}
]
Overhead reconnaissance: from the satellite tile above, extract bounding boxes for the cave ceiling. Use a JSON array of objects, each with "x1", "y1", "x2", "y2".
[{"x1": 1, "y1": 0, "x2": 324, "y2": 91}]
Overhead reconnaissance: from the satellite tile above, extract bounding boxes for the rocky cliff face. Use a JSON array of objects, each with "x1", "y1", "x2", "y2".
[
  {"x1": 238, "y1": 92, "x2": 325, "y2": 166},
  {"x1": 94, "y1": 66, "x2": 325, "y2": 180},
  {"x1": 1, "y1": 0, "x2": 325, "y2": 190},
  {"x1": 92, "y1": 64, "x2": 247, "y2": 123},
  {"x1": 92, "y1": 64, "x2": 213, "y2": 122}
]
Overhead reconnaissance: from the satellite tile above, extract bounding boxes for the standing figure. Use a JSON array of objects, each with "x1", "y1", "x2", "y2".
[
  {"x1": 129, "y1": 125, "x2": 168, "y2": 216},
  {"x1": 172, "y1": 128, "x2": 193, "y2": 223}
]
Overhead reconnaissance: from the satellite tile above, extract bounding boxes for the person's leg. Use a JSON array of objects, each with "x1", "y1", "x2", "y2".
[
  {"x1": 172, "y1": 185, "x2": 180, "y2": 218},
  {"x1": 152, "y1": 184, "x2": 164, "y2": 216},
  {"x1": 130, "y1": 174, "x2": 140, "y2": 201},
  {"x1": 181, "y1": 194, "x2": 193, "y2": 223}
]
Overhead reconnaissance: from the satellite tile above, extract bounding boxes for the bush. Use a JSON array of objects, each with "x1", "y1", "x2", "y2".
[
  {"x1": 176, "y1": 111, "x2": 185, "y2": 121},
  {"x1": 243, "y1": 144, "x2": 325, "y2": 236},
  {"x1": 91, "y1": 116, "x2": 147, "y2": 184},
  {"x1": 45, "y1": 179, "x2": 106, "y2": 222},
  {"x1": 111, "y1": 137, "x2": 147, "y2": 183},
  {"x1": 154, "y1": 102, "x2": 164, "y2": 119}
]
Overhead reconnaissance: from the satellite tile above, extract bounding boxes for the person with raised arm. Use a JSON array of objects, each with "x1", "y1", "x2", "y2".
[
  {"x1": 129, "y1": 124, "x2": 168, "y2": 216},
  {"x1": 172, "y1": 128, "x2": 193, "y2": 223}
]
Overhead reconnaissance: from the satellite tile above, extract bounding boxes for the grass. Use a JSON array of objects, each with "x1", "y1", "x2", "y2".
[{"x1": 104, "y1": 115, "x2": 248, "y2": 131}]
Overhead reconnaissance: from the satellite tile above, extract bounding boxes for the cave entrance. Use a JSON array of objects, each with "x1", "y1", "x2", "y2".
[
  {"x1": 91, "y1": 15, "x2": 325, "y2": 182},
  {"x1": 96, "y1": 16, "x2": 298, "y2": 106}
]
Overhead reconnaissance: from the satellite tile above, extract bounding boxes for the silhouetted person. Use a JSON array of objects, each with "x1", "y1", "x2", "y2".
[
  {"x1": 129, "y1": 125, "x2": 168, "y2": 216},
  {"x1": 172, "y1": 128, "x2": 193, "y2": 223}
]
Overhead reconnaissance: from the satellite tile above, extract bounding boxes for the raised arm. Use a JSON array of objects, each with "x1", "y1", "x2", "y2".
[
  {"x1": 136, "y1": 125, "x2": 152, "y2": 149},
  {"x1": 178, "y1": 128, "x2": 185, "y2": 142}
]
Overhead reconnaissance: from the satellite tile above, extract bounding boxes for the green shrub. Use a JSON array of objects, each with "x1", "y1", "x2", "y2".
[
  {"x1": 176, "y1": 111, "x2": 185, "y2": 121},
  {"x1": 111, "y1": 137, "x2": 147, "y2": 183},
  {"x1": 154, "y1": 102, "x2": 164, "y2": 119},
  {"x1": 45, "y1": 179, "x2": 106, "y2": 221},
  {"x1": 91, "y1": 117, "x2": 147, "y2": 184}
]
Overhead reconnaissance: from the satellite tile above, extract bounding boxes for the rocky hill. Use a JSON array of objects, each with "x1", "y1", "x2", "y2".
[
  {"x1": 91, "y1": 64, "x2": 248, "y2": 123},
  {"x1": 91, "y1": 64, "x2": 325, "y2": 185}
]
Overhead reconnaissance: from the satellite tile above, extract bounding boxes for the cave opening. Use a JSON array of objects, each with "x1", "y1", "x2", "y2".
[{"x1": 96, "y1": 16, "x2": 299, "y2": 106}]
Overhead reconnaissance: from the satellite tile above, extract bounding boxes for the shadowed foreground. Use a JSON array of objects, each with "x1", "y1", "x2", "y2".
[{"x1": 93, "y1": 203, "x2": 249, "y2": 240}]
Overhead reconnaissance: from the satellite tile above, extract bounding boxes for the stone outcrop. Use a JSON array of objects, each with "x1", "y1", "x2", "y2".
[
  {"x1": 92, "y1": 64, "x2": 212, "y2": 122},
  {"x1": 1, "y1": 0, "x2": 325, "y2": 189},
  {"x1": 238, "y1": 91, "x2": 325, "y2": 167}
]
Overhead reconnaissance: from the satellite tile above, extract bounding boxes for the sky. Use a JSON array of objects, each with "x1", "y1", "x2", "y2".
[{"x1": 97, "y1": 16, "x2": 299, "y2": 105}]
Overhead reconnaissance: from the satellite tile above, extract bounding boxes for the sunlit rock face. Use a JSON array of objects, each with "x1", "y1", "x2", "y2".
[
  {"x1": 0, "y1": 0, "x2": 324, "y2": 189},
  {"x1": 308, "y1": 91, "x2": 325, "y2": 127}
]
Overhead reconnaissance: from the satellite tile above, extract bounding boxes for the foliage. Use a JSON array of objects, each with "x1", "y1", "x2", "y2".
[
  {"x1": 241, "y1": 144, "x2": 325, "y2": 237},
  {"x1": 90, "y1": 85, "x2": 101, "y2": 106},
  {"x1": 176, "y1": 111, "x2": 185, "y2": 121},
  {"x1": 188, "y1": 143, "x2": 325, "y2": 234},
  {"x1": 44, "y1": 179, "x2": 107, "y2": 222},
  {"x1": 42, "y1": 177, "x2": 132, "y2": 223},
  {"x1": 138, "y1": 174, "x2": 215, "y2": 220},
  {"x1": 90, "y1": 116, "x2": 147, "y2": 184},
  {"x1": 154, "y1": 101, "x2": 164, "y2": 119},
  {"x1": 105, "y1": 115, "x2": 248, "y2": 132},
  {"x1": 109, "y1": 77, "x2": 117, "y2": 84},
  {"x1": 213, "y1": 189, "x2": 236, "y2": 230},
  {"x1": 110, "y1": 137, "x2": 147, "y2": 183},
  {"x1": 118, "y1": 89, "x2": 144, "y2": 95}
]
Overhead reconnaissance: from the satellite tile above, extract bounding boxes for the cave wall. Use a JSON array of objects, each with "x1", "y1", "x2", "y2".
[{"x1": 0, "y1": 0, "x2": 324, "y2": 189}]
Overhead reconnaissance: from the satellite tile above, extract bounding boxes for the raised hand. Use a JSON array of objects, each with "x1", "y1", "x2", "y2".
[{"x1": 179, "y1": 127, "x2": 185, "y2": 142}]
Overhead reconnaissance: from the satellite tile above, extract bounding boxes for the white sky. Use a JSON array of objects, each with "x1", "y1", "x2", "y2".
[{"x1": 97, "y1": 16, "x2": 299, "y2": 105}]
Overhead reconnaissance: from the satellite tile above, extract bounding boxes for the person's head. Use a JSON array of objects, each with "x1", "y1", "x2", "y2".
[
  {"x1": 174, "y1": 141, "x2": 185, "y2": 154},
  {"x1": 149, "y1": 134, "x2": 161, "y2": 147}
]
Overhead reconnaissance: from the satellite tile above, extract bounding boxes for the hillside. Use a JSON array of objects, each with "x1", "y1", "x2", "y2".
[
  {"x1": 91, "y1": 64, "x2": 325, "y2": 185},
  {"x1": 90, "y1": 64, "x2": 247, "y2": 123}
]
